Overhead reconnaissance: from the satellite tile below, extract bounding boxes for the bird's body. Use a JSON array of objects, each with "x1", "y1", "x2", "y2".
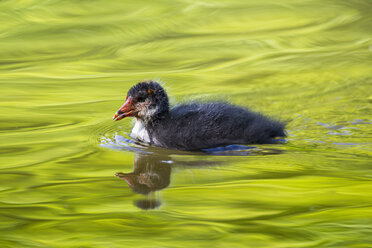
[{"x1": 113, "y1": 81, "x2": 285, "y2": 151}]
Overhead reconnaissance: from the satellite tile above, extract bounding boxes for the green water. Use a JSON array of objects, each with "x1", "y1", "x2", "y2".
[{"x1": 1, "y1": 0, "x2": 372, "y2": 247}]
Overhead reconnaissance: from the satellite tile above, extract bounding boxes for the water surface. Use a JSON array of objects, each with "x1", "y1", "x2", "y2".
[{"x1": 1, "y1": 0, "x2": 372, "y2": 247}]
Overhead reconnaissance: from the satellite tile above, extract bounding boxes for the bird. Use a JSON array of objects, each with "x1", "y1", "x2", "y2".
[{"x1": 113, "y1": 81, "x2": 285, "y2": 151}]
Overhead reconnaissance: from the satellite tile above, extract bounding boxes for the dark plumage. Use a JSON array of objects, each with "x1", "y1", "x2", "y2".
[{"x1": 113, "y1": 81, "x2": 285, "y2": 151}]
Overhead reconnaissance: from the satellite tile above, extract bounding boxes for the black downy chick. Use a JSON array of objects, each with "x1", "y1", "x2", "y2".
[{"x1": 113, "y1": 81, "x2": 285, "y2": 151}]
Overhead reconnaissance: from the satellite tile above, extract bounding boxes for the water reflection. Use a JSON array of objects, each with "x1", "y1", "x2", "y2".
[
  {"x1": 109, "y1": 135, "x2": 284, "y2": 210},
  {"x1": 115, "y1": 154, "x2": 171, "y2": 195},
  {"x1": 115, "y1": 152, "x2": 219, "y2": 210}
]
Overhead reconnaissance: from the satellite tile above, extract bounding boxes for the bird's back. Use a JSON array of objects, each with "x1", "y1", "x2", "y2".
[{"x1": 151, "y1": 102, "x2": 285, "y2": 150}]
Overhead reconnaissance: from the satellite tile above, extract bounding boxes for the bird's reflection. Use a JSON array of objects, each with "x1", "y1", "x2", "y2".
[
  {"x1": 115, "y1": 152, "x2": 222, "y2": 210},
  {"x1": 115, "y1": 153, "x2": 172, "y2": 210},
  {"x1": 114, "y1": 146, "x2": 283, "y2": 210}
]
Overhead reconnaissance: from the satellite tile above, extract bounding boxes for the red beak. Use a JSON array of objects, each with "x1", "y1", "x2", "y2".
[
  {"x1": 115, "y1": 172, "x2": 136, "y2": 189},
  {"x1": 113, "y1": 96, "x2": 136, "y2": 121}
]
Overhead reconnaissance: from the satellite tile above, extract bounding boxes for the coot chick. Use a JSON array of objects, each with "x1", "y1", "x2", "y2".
[{"x1": 113, "y1": 81, "x2": 285, "y2": 150}]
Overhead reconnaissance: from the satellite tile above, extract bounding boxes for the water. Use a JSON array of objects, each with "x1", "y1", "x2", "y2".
[{"x1": 1, "y1": 0, "x2": 372, "y2": 247}]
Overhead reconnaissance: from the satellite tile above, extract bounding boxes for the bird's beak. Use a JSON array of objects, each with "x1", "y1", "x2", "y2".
[
  {"x1": 115, "y1": 172, "x2": 135, "y2": 188},
  {"x1": 113, "y1": 96, "x2": 135, "y2": 121}
]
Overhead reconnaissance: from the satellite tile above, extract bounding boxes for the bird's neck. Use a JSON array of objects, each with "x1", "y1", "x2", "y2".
[{"x1": 140, "y1": 109, "x2": 169, "y2": 128}]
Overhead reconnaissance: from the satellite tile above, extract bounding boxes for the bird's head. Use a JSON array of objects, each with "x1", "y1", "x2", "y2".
[{"x1": 113, "y1": 81, "x2": 169, "y2": 123}]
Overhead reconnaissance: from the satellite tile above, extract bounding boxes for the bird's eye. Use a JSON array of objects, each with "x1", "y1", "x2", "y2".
[{"x1": 137, "y1": 96, "x2": 146, "y2": 102}]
